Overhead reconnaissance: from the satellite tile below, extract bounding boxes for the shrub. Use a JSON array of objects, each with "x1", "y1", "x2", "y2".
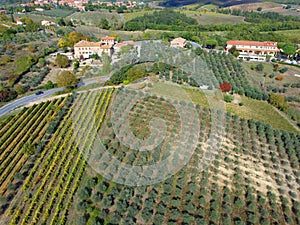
[
  {"x1": 255, "y1": 63, "x2": 264, "y2": 71},
  {"x1": 279, "y1": 67, "x2": 288, "y2": 73},
  {"x1": 275, "y1": 76, "x2": 284, "y2": 81},
  {"x1": 224, "y1": 95, "x2": 233, "y2": 103},
  {"x1": 269, "y1": 73, "x2": 275, "y2": 78}
]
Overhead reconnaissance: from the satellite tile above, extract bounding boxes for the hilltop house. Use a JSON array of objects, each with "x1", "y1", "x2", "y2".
[
  {"x1": 74, "y1": 39, "x2": 114, "y2": 59},
  {"x1": 226, "y1": 40, "x2": 280, "y2": 61},
  {"x1": 170, "y1": 37, "x2": 186, "y2": 48}
]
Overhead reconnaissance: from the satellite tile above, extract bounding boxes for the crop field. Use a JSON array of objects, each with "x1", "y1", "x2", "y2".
[
  {"x1": 225, "y1": 2, "x2": 281, "y2": 11},
  {"x1": 0, "y1": 89, "x2": 114, "y2": 224},
  {"x1": 32, "y1": 9, "x2": 75, "y2": 18},
  {"x1": 22, "y1": 13, "x2": 57, "y2": 23},
  {"x1": 149, "y1": 81, "x2": 298, "y2": 133},
  {"x1": 68, "y1": 88, "x2": 299, "y2": 225},
  {"x1": 0, "y1": 82, "x2": 299, "y2": 224},
  {"x1": 68, "y1": 11, "x2": 122, "y2": 27}
]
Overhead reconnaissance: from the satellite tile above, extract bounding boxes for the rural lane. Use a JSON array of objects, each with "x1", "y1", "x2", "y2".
[
  {"x1": 0, "y1": 76, "x2": 109, "y2": 117},
  {"x1": 0, "y1": 88, "x2": 65, "y2": 117}
]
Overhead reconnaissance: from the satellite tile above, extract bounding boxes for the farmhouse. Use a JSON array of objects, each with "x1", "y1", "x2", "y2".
[
  {"x1": 170, "y1": 37, "x2": 186, "y2": 48},
  {"x1": 226, "y1": 40, "x2": 280, "y2": 61},
  {"x1": 74, "y1": 40, "x2": 114, "y2": 59}
]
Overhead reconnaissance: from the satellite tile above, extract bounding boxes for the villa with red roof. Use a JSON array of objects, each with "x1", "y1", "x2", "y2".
[
  {"x1": 225, "y1": 40, "x2": 280, "y2": 61},
  {"x1": 74, "y1": 39, "x2": 114, "y2": 59}
]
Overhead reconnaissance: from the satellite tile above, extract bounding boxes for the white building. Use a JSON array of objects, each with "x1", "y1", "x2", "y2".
[
  {"x1": 41, "y1": 20, "x2": 56, "y2": 26},
  {"x1": 226, "y1": 40, "x2": 280, "y2": 61}
]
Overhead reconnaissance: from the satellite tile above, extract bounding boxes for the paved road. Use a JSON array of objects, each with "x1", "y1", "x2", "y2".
[
  {"x1": 0, "y1": 88, "x2": 65, "y2": 117},
  {"x1": 0, "y1": 76, "x2": 110, "y2": 117},
  {"x1": 189, "y1": 41, "x2": 202, "y2": 50}
]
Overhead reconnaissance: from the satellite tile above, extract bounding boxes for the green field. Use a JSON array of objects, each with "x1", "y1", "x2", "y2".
[
  {"x1": 150, "y1": 81, "x2": 298, "y2": 133},
  {"x1": 32, "y1": 9, "x2": 75, "y2": 18},
  {"x1": 123, "y1": 10, "x2": 155, "y2": 22},
  {"x1": 68, "y1": 11, "x2": 122, "y2": 27},
  {"x1": 242, "y1": 61, "x2": 300, "y2": 99}
]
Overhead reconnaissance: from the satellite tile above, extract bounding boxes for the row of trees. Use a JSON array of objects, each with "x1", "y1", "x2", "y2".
[{"x1": 73, "y1": 90, "x2": 299, "y2": 224}]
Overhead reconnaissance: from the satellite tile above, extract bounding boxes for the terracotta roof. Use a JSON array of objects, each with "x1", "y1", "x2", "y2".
[
  {"x1": 101, "y1": 36, "x2": 116, "y2": 40},
  {"x1": 114, "y1": 42, "x2": 127, "y2": 48},
  {"x1": 74, "y1": 40, "x2": 100, "y2": 47},
  {"x1": 230, "y1": 47, "x2": 280, "y2": 52},
  {"x1": 227, "y1": 40, "x2": 278, "y2": 47},
  {"x1": 171, "y1": 37, "x2": 186, "y2": 44},
  {"x1": 101, "y1": 44, "x2": 113, "y2": 49}
]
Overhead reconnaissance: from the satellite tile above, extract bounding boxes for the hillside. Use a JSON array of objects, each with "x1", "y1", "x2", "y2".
[{"x1": 159, "y1": 0, "x2": 262, "y2": 7}]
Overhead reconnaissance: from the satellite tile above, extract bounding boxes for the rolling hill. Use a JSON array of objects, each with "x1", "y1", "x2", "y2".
[{"x1": 159, "y1": 0, "x2": 262, "y2": 8}]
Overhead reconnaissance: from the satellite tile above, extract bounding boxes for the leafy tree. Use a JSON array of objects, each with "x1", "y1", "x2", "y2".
[
  {"x1": 14, "y1": 84, "x2": 26, "y2": 95},
  {"x1": 224, "y1": 94, "x2": 233, "y2": 103},
  {"x1": 45, "y1": 80, "x2": 54, "y2": 89},
  {"x1": 68, "y1": 31, "x2": 89, "y2": 46},
  {"x1": 56, "y1": 71, "x2": 78, "y2": 87},
  {"x1": 55, "y1": 54, "x2": 70, "y2": 68},
  {"x1": 229, "y1": 45, "x2": 240, "y2": 57},
  {"x1": 220, "y1": 82, "x2": 231, "y2": 93},
  {"x1": 99, "y1": 18, "x2": 110, "y2": 30},
  {"x1": 57, "y1": 18, "x2": 66, "y2": 26},
  {"x1": 206, "y1": 39, "x2": 218, "y2": 49},
  {"x1": 74, "y1": 60, "x2": 80, "y2": 70},
  {"x1": 195, "y1": 47, "x2": 203, "y2": 55},
  {"x1": 57, "y1": 38, "x2": 68, "y2": 48},
  {"x1": 256, "y1": 63, "x2": 264, "y2": 71},
  {"x1": 282, "y1": 44, "x2": 297, "y2": 57},
  {"x1": 269, "y1": 93, "x2": 287, "y2": 111}
]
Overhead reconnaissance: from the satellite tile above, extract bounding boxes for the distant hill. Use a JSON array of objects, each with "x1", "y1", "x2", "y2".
[
  {"x1": 0, "y1": 0, "x2": 30, "y2": 4},
  {"x1": 159, "y1": 0, "x2": 262, "y2": 8}
]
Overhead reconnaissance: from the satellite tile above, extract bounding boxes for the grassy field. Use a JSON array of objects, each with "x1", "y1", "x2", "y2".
[
  {"x1": 224, "y1": 1, "x2": 300, "y2": 17},
  {"x1": 32, "y1": 9, "x2": 74, "y2": 17},
  {"x1": 123, "y1": 10, "x2": 155, "y2": 22},
  {"x1": 68, "y1": 10, "x2": 122, "y2": 27},
  {"x1": 242, "y1": 61, "x2": 300, "y2": 100},
  {"x1": 19, "y1": 13, "x2": 57, "y2": 23},
  {"x1": 225, "y1": 2, "x2": 281, "y2": 11},
  {"x1": 149, "y1": 81, "x2": 298, "y2": 132}
]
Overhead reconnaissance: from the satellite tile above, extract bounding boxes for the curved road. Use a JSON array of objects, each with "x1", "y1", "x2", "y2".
[
  {"x1": 0, "y1": 88, "x2": 65, "y2": 117},
  {"x1": 0, "y1": 76, "x2": 110, "y2": 117}
]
